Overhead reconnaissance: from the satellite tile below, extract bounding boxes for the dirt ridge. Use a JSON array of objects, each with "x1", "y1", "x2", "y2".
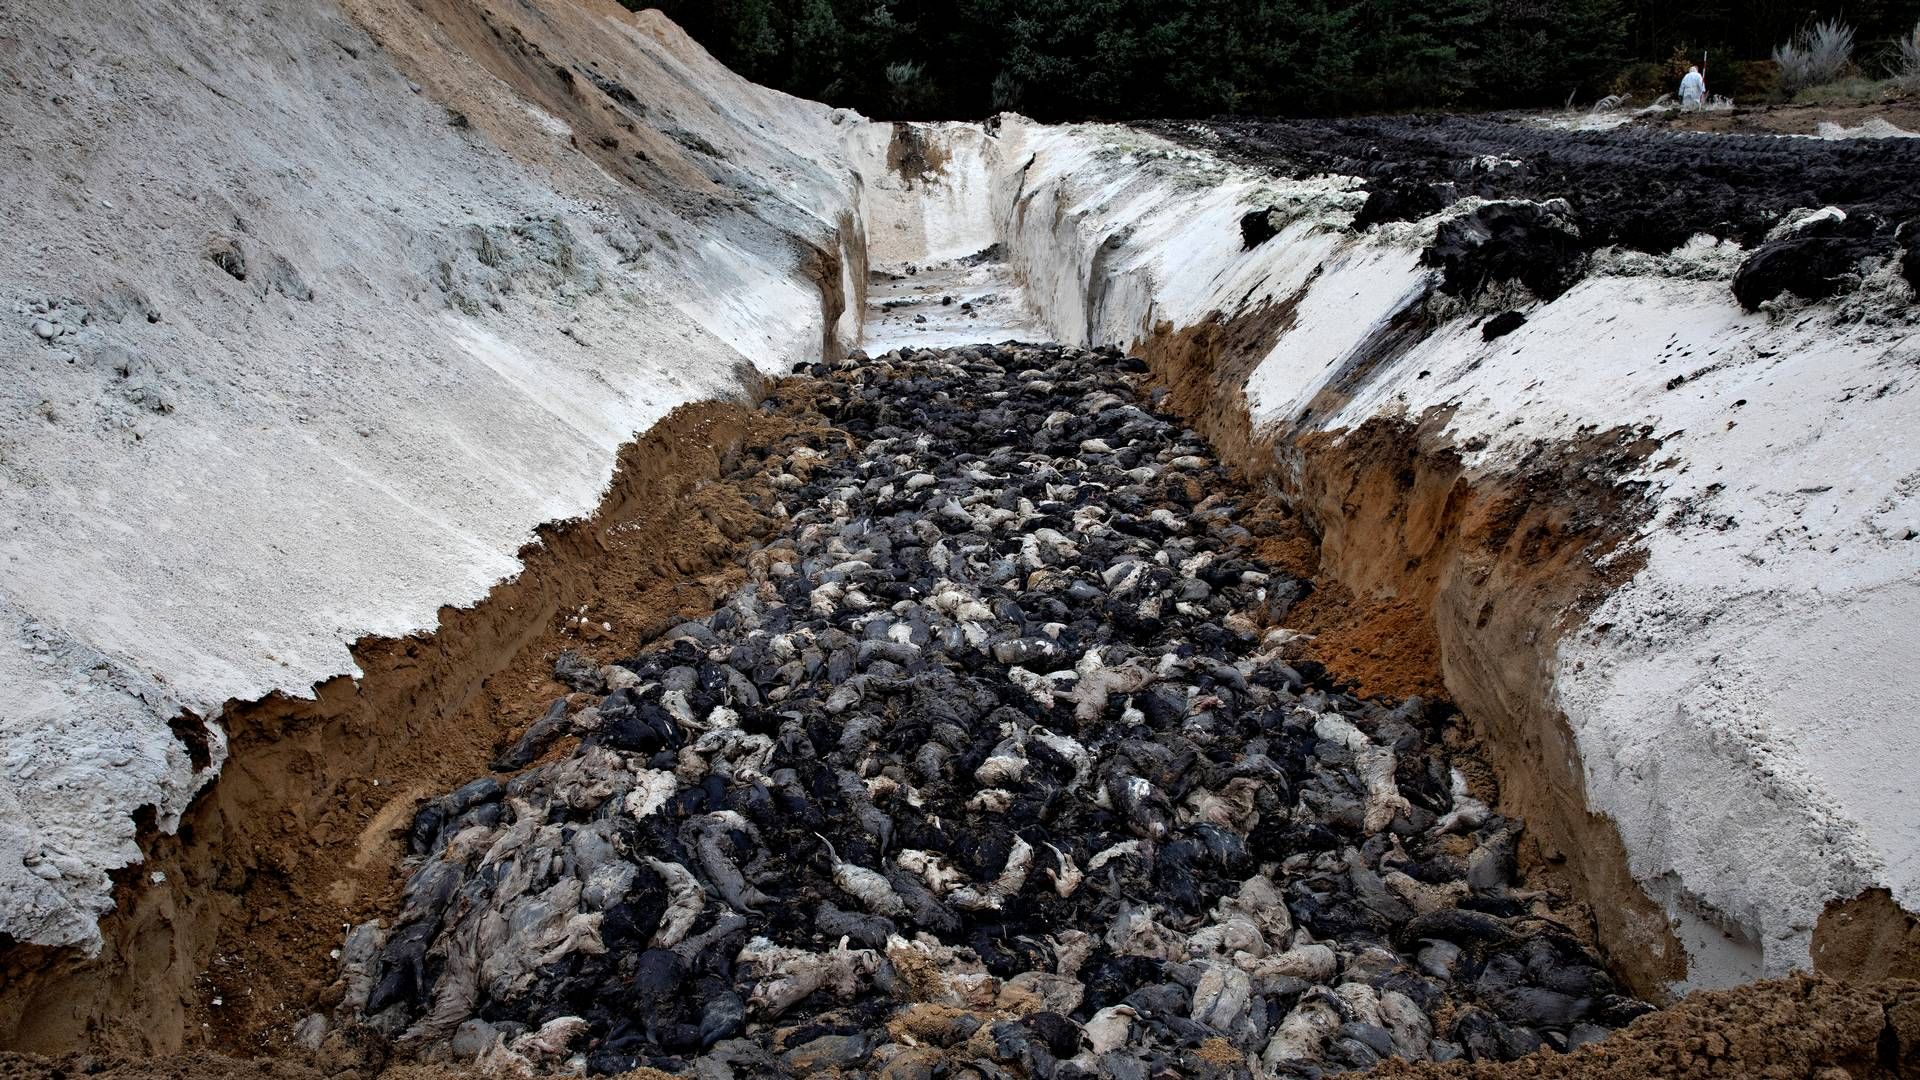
[
  {"x1": 0, "y1": 381, "x2": 815, "y2": 1055},
  {"x1": 1134, "y1": 302, "x2": 1683, "y2": 997}
]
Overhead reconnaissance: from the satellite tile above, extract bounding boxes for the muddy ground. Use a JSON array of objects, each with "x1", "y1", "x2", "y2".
[
  {"x1": 1148, "y1": 106, "x2": 1920, "y2": 311},
  {"x1": 1149, "y1": 110, "x2": 1920, "y2": 252}
]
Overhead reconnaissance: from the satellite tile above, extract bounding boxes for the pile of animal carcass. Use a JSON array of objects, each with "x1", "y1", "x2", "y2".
[{"x1": 331, "y1": 343, "x2": 1649, "y2": 1078}]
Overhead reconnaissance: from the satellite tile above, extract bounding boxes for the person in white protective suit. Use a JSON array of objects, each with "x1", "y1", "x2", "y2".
[{"x1": 1679, "y1": 65, "x2": 1706, "y2": 108}]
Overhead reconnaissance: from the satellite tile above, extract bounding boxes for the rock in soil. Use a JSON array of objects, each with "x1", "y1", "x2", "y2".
[{"x1": 332, "y1": 344, "x2": 1647, "y2": 1077}]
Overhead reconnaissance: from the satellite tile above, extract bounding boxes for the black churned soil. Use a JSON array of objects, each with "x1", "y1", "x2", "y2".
[{"x1": 1145, "y1": 115, "x2": 1920, "y2": 308}]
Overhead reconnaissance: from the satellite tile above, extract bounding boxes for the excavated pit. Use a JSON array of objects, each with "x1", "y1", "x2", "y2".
[
  {"x1": 7, "y1": 265, "x2": 1920, "y2": 1076},
  {"x1": 6, "y1": 6, "x2": 1920, "y2": 1072},
  {"x1": 3, "y1": 335, "x2": 1917, "y2": 1080},
  {"x1": 315, "y1": 344, "x2": 1654, "y2": 1077},
  {"x1": 7, "y1": 220, "x2": 1920, "y2": 1080}
]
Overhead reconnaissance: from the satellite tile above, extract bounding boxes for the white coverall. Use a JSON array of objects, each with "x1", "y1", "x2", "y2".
[{"x1": 1679, "y1": 67, "x2": 1706, "y2": 108}]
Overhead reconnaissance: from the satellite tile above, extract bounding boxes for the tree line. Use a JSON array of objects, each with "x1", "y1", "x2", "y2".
[{"x1": 630, "y1": 0, "x2": 1920, "y2": 119}]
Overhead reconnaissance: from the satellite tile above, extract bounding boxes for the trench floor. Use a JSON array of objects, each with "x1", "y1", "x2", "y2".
[
  {"x1": 862, "y1": 253, "x2": 1048, "y2": 353},
  {"x1": 307, "y1": 343, "x2": 1648, "y2": 1078},
  {"x1": 7, "y1": 334, "x2": 1916, "y2": 1079}
]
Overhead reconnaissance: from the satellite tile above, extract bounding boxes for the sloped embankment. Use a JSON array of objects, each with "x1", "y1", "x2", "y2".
[
  {"x1": 964, "y1": 114, "x2": 1920, "y2": 994},
  {"x1": 0, "y1": 392, "x2": 813, "y2": 1053},
  {"x1": 1134, "y1": 309, "x2": 1682, "y2": 996},
  {"x1": 5, "y1": 0, "x2": 1920, "y2": 1072},
  {"x1": 0, "y1": 0, "x2": 868, "y2": 1055}
]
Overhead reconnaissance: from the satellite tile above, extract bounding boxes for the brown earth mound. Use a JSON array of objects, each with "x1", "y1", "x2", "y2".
[
  {"x1": 0, "y1": 387, "x2": 823, "y2": 1056},
  {"x1": 1378, "y1": 974, "x2": 1920, "y2": 1079}
]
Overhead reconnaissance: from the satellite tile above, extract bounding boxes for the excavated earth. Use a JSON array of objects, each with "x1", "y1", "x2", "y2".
[
  {"x1": 327, "y1": 344, "x2": 1646, "y2": 1077},
  {"x1": 1148, "y1": 114, "x2": 1920, "y2": 308},
  {"x1": 5, "y1": 3, "x2": 1920, "y2": 1075},
  {"x1": 8, "y1": 344, "x2": 1919, "y2": 1079}
]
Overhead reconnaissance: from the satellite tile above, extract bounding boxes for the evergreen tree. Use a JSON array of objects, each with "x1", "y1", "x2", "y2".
[
  {"x1": 728, "y1": 0, "x2": 785, "y2": 82},
  {"x1": 625, "y1": 0, "x2": 1916, "y2": 119},
  {"x1": 790, "y1": 0, "x2": 845, "y2": 98},
  {"x1": 1476, "y1": 0, "x2": 1630, "y2": 105}
]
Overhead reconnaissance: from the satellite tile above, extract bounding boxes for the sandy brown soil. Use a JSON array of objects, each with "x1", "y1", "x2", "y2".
[
  {"x1": 192, "y1": 388, "x2": 851, "y2": 1057},
  {"x1": 1814, "y1": 888, "x2": 1920, "y2": 985},
  {"x1": 1380, "y1": 974, "x2": 1920, "y2": 1078},
  {"x1": 1129, "y1": 300, "x2": 1448, "y2": 706},
  {"x1": 1131, "y1": 297, "x2": 1693, "y2": 997},
  {"x1": 1291, "y1": 585, "x2": 1448, "y2": 701},
  {"x1": 1652, "y1": 92, "x2": 1920, "y2": 136}
]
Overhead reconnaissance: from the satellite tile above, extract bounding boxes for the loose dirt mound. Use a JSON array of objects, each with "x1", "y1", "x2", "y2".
[
  {"x1": 1148, "y1": 113, "x2": 1920, "y2": 307},
  {"x1": 1151, "y1": 114, "x2": 1920, "y2": 254},
  {"x1": 1379, "y1": 974, "x2": 1920, "y2": 1079}
]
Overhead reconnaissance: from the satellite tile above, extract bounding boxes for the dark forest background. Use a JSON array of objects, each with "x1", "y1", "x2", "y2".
[{"x1": 628, "y1": 0, "x2": 1920, "y2": 119}]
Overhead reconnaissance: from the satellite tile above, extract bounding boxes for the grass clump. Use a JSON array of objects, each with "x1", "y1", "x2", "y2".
[{"x1": 1790, "y1": 76, "x2": 1889, "y2": 104}]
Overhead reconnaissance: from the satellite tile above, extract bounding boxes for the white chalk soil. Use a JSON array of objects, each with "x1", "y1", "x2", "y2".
[
  {"x1": 0, "y1": 0, "x2": 860, "y2": 953},
  {"x1": 2, "y1": 0, "x2": 1917, "y2": 1004}
]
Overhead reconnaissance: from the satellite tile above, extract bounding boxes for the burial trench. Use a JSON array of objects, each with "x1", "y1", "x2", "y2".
[
  {"x1": 294, "y1": 336, "x2": 1657, "y2": 1078},
  {"x1": 10, "y1": 112, "x2": 1920, "y2": 1080},
  {"x1": 8, "y1": 321, "x2": 1917, "y2": 1079},
  {"x1": 280, "y1": 141, "x2": 1920, "y2": 1068}
]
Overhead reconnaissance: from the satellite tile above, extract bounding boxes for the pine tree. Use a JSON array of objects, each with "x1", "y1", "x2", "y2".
[
  {"x1": 1477, "y1": 0, "x2": 1630, "y2": 105},
  {"x1": 728, "y1": 0, "x2": 785, "y2": 83},
  {"x1": 790, "y1": 0, "x2": 845, "y2": 99}
]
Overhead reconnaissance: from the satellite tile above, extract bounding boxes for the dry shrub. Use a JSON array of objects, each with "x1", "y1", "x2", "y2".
[
  {"x1": 1893, "y1": 20, "x2": 1920, "y2": 89},
  {"x1": 1774, "y1": 18, "x2": 1857, "y2": 93}
]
